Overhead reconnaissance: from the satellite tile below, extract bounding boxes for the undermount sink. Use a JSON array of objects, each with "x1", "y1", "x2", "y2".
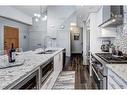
[{"x1": 37, "y1": 50, "x2": 57, "y2": 54}]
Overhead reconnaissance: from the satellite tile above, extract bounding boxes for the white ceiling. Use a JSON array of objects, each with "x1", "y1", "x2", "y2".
[
  {"x1": 12, "y1": 6, "x2": 47, "y2": 17},
  {"x1": 11, "y1": 5, "x2": 101, "y2": 21},
  {"x1": 76, "y1": 5, "x2": 101, "y2": 20}
]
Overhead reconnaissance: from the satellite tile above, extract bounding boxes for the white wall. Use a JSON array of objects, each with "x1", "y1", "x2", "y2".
[
  {"x1": 0, "y1": 17, "x2": 29, "y2": 51},
  {"x1": 47, "y1": 6, "x2": 76, "y2": 56},
  {"x1": 0, "y1": 6, "x2": 32, "y2": 25},
  {"x1": 56, "y1": 12, "x2": 77, "y2": 56},
  {"x1": 71, "y1": 26, "x2": 83, "y2": 53},
  {"x1": 47, "y1": 6, "x2": 76, "y2": 38}
]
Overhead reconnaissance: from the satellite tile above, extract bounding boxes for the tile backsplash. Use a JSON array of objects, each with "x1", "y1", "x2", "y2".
[
  {"x1": 113, "y1": 24, "x2": 127, "y2": 53},
  {"x1": 113, "y1": 6, "x2": 127, "y2": 53}
]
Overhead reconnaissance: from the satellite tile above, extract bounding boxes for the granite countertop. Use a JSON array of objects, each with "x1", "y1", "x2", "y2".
[
  {"x1": 106, "y1": 64, "x2": 127, "y2": 82},
  {"x1": 0, "y1": 48, "x2": 64, "y2": 89}
]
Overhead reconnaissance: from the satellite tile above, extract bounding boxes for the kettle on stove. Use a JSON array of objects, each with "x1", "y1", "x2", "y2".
[{"x1": 101, "y1": 40, "x2": 111, "y2": 52}]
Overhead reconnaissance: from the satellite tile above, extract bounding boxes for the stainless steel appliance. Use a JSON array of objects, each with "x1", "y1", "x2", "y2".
[
  {"x1": 96, "y1": 53, "x2": 127, "y2": 63},
  {"x1": 101, "y1": 40, "x2": 111, "y2": 52},
  {"x1": 91, "y1": 55, "x2": 107, "y2": 89},
  {"x1": 10, "y1": 70, "x2": 39, "y2": 89},
  {"x1": 91, "y1": 52, "x2": 127, "y2": 89},
  {"x1": 99, "y1": 6, "x2": 123, "y2": 27},
  {"x1": 40, "y1": 58, "x2": 54, "y2": 87}
]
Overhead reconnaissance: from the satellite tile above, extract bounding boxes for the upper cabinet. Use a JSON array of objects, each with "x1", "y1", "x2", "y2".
[{"x1": 99, "y1": 6, "x2": 123, "y2": 28}]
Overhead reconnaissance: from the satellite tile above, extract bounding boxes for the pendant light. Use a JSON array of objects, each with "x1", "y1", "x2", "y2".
[{"x1": 33, "y1": 6, "x2": 47, "y2": 22}]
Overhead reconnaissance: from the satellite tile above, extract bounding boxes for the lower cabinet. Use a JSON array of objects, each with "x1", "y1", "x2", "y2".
[
  {"x1": 108, "y1": 69, "x2": 127, "y2": 89},
  {"x1": 54, "y1": 51, "x2": 63, "y2": 74},
  {"x1": 41, "y1": 51, "x2": 63, "y2": 89}
]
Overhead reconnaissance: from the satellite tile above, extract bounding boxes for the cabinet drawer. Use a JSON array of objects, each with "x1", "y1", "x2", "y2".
[
  {"x1": 108, "y1": 69, "x2": 127, "y2": 89},
  {"x1": 108, "y1": 75, "x2": 121, "y2": 89}
]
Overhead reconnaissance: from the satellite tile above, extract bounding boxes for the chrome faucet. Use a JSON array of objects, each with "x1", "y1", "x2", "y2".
[
  {"x1": 43, "y1": 36, "x2": 51, "y2": 52},
  {"x1": 43, "y1": 36, "x2": 56, "y2": 52}
]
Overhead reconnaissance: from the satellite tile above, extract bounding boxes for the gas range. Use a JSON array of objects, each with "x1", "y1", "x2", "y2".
[{"x1": 95, "y1": 53, "x2": 127, "y2": 63}]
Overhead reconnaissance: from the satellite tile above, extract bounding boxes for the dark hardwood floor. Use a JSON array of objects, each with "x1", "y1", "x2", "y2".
[{"x1": 63, "y1": 54, "x2": 97, "y2": 89}]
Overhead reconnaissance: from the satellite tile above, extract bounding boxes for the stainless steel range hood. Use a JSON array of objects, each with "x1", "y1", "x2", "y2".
[
  {"x1": 99, "y1": 16, "x2": 123, "y2": 28},
  {"x1": 98, "y1": 6, "x2": 123, "y2": 28}
]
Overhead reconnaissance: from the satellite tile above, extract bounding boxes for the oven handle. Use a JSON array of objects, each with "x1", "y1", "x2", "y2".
[{"x1": 91, "y1": 65, "x2": 101, "y2": 81}]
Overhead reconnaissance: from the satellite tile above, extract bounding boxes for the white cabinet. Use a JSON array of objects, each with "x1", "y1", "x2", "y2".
[
  {"x1": 102, "y1": 6, "x2": 110, "y2": 23},
  {"x1": 41, "y1": 51, "x2": 63, "y2": 89},
  {"x1": 108, "y1": 69, "x2": 127, "y2": 89},
  {"x1": 97, "y1": 6, "x2": 110, "y2": 27},
  {"x1": 54, "y1": 51, "x2": 63, "y2": 75}
]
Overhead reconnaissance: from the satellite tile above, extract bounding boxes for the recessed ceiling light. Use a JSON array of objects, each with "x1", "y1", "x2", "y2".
[
  {"x1": 70, "y1": 27, "x2": 73, "y2": 31},
  {"x1": 70, "y1": 23, "x2": 77, "y2": 26},
  {"x1": 34, "y1": 13, "x2": 38, "y2": 16}
]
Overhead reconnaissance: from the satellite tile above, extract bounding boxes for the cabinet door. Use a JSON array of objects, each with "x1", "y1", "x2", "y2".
[
  {"x1": 41, "y1": 73, "x2": 53, "y2": 89},
  {"x1": 108, "y1": 69, "x2": 127, "y2": 89},
  {"x1": 54, "y1": 53, "x2": 60, "y2": 72},
  {"x1": 108, "y1": 76, "x2": 121, "y2": 89},
  {"x1": 54, "y1": 51, "x2": 63, "y2": 73},
  {"x1": 102, "y1": 6, "x2": 110, "y2": 23}
]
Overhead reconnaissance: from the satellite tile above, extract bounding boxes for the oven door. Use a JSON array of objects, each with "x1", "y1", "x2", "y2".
[
  {"x1": 91, "y1": 65, "x2": 103, "y2": 89},
  {"x1": 91, "y1": 62, "x2": 108, "y2": 89}
]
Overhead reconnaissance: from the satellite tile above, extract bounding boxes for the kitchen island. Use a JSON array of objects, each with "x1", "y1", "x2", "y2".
[{"x1": 0, "y1": 48, "x2": 64, "y2": 89}]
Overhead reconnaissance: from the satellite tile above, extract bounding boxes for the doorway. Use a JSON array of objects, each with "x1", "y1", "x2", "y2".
[
  {"x1": 70, "y1": 26, "x2": 83, "y2": 55},
  {"x1": 4, "y1": 26, "x2": 19, "y2": 51}
]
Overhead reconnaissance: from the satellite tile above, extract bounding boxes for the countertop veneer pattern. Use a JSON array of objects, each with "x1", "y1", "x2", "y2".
[{"x1": 0, "y1": 48, "x2": 64, "y2": 89}]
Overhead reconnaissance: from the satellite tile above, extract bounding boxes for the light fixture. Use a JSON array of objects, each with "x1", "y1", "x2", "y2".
[
  {"x1": 34, "y1": 13, "x2": 38, "y2": 16},
  {"x1": 33, "y1": 6, "x2": 47, "y2": 21},
  {"x1": 70, "y1": 23, "x2": 77, "y2": 26},
  {"x1": 60, "y1": 25, "x2": 65, "y2": 29},
  {"x1": 42, "y1": 15, "x2": 47, "y2": 21},
  {"x1": 35, "y1": 18, "x2": 38, "y2": 22},
  {"x1": 112, "y1": 18, "x2": 116, "y2": 22},
  {"x1": 70, "y1": 27, "x2": 73, "y2": 31}
]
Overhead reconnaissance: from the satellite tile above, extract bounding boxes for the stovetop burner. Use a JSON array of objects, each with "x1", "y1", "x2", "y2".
[{"x1": 96, "y1": 53, "x2": 127, "y2": 63}]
